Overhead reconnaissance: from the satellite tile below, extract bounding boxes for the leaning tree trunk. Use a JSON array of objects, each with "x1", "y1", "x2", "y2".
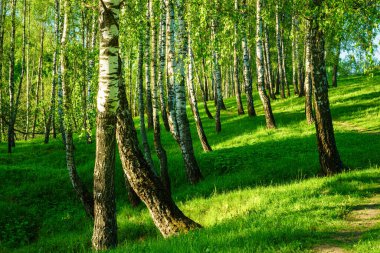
[
  {"x1": 309, "y1": 0, "x2": 344, "y2": 176},
  {"x1": 256, "y1": 0, "x2": 276, "y2": 129},
  {"x1": 116, "y1": 61, "x2": 201, "y2": 238},
  {"x1": 44, "y1": 0, "x2": 60, "y2": 144},
  {"x1": 188, "y1": 35, "x2": 212, "y2": 152},
  {"x1": 152, "y1": 0, "x2": 170, "y2": 194},
  {"x1": 175, "y1": 0, "x2": 203, "y2": 183},
  {"x1": 304, "y1": 19, "x2": 315, "y2": 125},
  {"x1": 242, "y1": 0, "x2": 256, "y2": 116},
  {"x1": 61, "y1": 0, "x2": 94, "y2": 219},
  {"x1": 91, "y1": 0, "x2": 119, "y2": 250},
  {"x1": 234, "y1": 0, "x2": 244, "y2": 115}
]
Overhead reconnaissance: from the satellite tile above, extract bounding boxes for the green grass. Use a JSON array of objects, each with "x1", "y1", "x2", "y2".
[{"x1": 0, "y1": 75, "x2": 379, "y2": 252}]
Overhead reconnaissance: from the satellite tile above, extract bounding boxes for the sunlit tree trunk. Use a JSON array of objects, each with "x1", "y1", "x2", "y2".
[
  {"x1": 116, "y1": 62, "x2": 202, "y2": 238},
  {"x1": 91, "y1": 0, "x2": 120, "y2": 249},
  {"x1": 309, "y1": 0, "x2": 344, "y2": 175},
  {"x1": 175, "y1": 0, "x2": 203, "y2": 183},
  {"x1": 256, "y1": 0, "x2": 276, "y2": 129}
]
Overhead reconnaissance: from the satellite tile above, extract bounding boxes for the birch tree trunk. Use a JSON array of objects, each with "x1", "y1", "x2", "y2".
[
  {"x1": 138, "y1": 37, "x2": 155, "y2": 171},
  {"x1": 0, "y1": 0, "x2": 5, "y2": 143},
  {"x1": 44, "y1": 0, "x2": 60, "y2": 144},
  {"x1": 242, "y1": 0, "x2": 256, "y2": 116},
  {"x1": 175, "y1": 0, "x2": 203, "y2": 183},
  {"x1": 194, "y1": 56, "x2": 213, "y2": 119},
  {"x1": 152, "y1": 0, "x2": 170, "y2": 193},
  {"x1": 158, "y1": 0, "x2": 170, "y2": 132},
  {"x1": 281, "y1": 31, "x2": 290, "y2": 97},
  {"x1": 234, "y1": 0, "x2": 244, "y2": 115},
  {"x1": 256, "y1": 0, "x2": 276, "y2": 129},
  {"x1": 309, "y1": 0, "x2": 344, "y2": 175},
  {"x1": 145, "y1": 0, "x2": 154, "y2": 130},
  {"x1": 211, "y1": 17, "x2": 223, "y2": 132},
  {"x1": 7, "y1": 0, "x2": 17, "y2": 153},
  {"x1": 292, "y1": 15, "x2": 299, "y2": 95},
  {"x1": 276, "y1": 4, "x2": 285, "y2": 98},
  {"x1": 91, "y1": 0, "x2": 120, "y2": 249},
  {"x1": 61, "y1": 0, "x2": 94, "y2": 219},
  {"x1": 304, "y1": 19, "x2": 315, "y2": 125},
  {"x1": 264, "y1": 24, "x2": 275, "y2": 99},
  {"x1": 188, "y1": 35, "x2": 212, "y2": 152}
]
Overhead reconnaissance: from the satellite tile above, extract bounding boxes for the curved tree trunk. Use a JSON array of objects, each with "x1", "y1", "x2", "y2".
[
  {"x1": 309, "y1": 0, "x2": 344, "y2": 176},
  {"x1": 116, "y1": 68, "x2": 201, "y2": 237},
  {"x1": 61, "y1": 0, "x2": 94, "y2": 220},
  {"x1": 188, "y1": 36, "x2": 212, "y2": 152},
  {"x1": 256, "y1": 0, "x2": 276, "y2": 129}
]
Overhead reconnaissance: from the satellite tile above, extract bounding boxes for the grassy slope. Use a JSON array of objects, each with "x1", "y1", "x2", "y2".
[{"x1": 0, "y1": 75, "x2": 379, "y2": 252}]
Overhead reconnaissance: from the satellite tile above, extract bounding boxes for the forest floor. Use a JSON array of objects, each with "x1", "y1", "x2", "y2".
[{"x1": 0, "y1": 74, "x2": 379, "y2": 252}]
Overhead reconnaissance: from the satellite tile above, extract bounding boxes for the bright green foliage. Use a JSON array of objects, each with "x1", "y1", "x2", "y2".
[{"x1": 1, "y1": 74, "x2": 379, "y2": 252}]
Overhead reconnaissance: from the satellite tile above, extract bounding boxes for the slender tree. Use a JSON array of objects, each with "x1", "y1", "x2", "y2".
[
  {"x1": 304, "y1": 19, "x2": 315, "y2": 125},
  {"x1": 309, "y1": 0, "x2": 344, "y2": 175},
  {"x1": 241, "y1": 0, "x2": 256, "y2": 116},
  {"x1": 61, "y1": 0, "x2": 94, "y2": 219},
  {"x1": 145, "y1": 0, "x2": 154, "y2": 130},
  {"x1": 188, "y1": 34, "x2": 212, "y2": 152},
  {"x1": 234, "y1": 0, "x2": 244, "y2": 115},
  {"x1": 256, "y1": 0, "x2": 276, "y2": 129}
]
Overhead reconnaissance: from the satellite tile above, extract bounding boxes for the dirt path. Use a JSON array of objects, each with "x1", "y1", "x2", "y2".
[
  {"x1": 335, "y1": 121, "x2": 380, "y2": 135},
  {"x1": 313, "y1": 194, "x2": 380, "y2": 253}
]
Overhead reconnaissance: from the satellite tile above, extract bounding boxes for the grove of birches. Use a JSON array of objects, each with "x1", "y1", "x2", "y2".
[{"x1": 0, "y1": 0, "x2": 379, "y2": 251}]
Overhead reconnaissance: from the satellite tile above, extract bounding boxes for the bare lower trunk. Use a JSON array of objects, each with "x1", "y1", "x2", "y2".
[
  {"x1": 304, "y1": 20, "x2": 314, "y2": 125},
  {"x1": 188, "y1": 38, "x2": 212, "y2": 152},
  {"x1": 234, "y1": 0, "x2": 244, "y2": 115},
  {"x1": 309, "y1": 1, "x2": 344, "y2": 175},
  {"x1": 256, "y1": 0, "x2": 276, "y2": 129},
  {"x1": 242, "y1": 0, "x2": 256, "y2": 116},
  {"x1": 138, "y1": 39, "x2": 155, "y2": 171},
  {"x1": 45, "y1": 0, "x2": 59, "y2": 144},
  {"x1": 153, "y1": 0, "x2": 170, "y2": 193},
  {"x1": 61, "y1": 0, "x2": 93, "y2": 220}
]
